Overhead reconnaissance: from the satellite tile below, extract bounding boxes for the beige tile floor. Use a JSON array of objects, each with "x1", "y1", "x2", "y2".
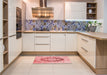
[{"x1": 2, "y1": 55, "x2": 96, "y2": 75}]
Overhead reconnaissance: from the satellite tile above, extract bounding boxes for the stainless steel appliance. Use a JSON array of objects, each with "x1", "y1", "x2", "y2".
[
  {"x1": 32, "y1": 0, "x2": 54, "y2": 19},
  {"x1": 16, "y1": 7, "x2": 22, "y2": 39}
]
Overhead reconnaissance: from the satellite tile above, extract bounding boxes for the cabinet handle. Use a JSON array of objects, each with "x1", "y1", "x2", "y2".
[
  {"x1": 35, "y1": 36, "x2": 49, "y2": 38},
  {"x1": 81, "y1": 38, "x2": 88, "y2": 42},
  {"x1": 36, "y1": 43, "x2": 49, "y2": 45},
  {"x1": 9, "y1": 34, "x2": 16, "y2": 37},
  {"x1": 81, "y1": 47, "x2": 88, "y2": 52}
]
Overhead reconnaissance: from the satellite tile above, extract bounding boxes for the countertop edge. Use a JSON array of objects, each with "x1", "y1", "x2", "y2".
[
  {"x1": 77, "y1": 32, "x2": 105, "y2": 40},
  {"x1": 22, "y1": 31, "x2": 107, "y2": 40}
]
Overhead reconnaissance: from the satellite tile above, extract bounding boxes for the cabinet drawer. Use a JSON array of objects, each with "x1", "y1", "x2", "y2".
[
  {"x1": 51, "y1": 33, "x2": 65, "y2": 37},
  {"x1": 79, "y1": 35, "x2": 95, "y2": 49},
  {"x1": 79, "y1": 35, "x2": 89, "y2": 45},
  {"x1": 35, "y1": 45, "x2": 50, "y2": 51},
  {"x1": 35, "y1": 33, "x2": 50, "y2": 37},
  {"x1": 80, "y1": 46, "x2": 89, "y2": 55},
  {"x1": 79, "y1": 46, "x2": 90, "y2": 63},
  {"x1": 79, "y1": 35, "x2": 95, "y2": 43},
  {"x1": 35, "y1": 37, "x2": 50, "y2": 44}
]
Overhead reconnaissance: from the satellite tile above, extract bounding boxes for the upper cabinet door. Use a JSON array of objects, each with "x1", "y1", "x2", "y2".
[
  {"x1": 0, "y1": 0, "x2": 3, "y2": 38},
  {"x1": 65, "y1": 2, "x2": 86, "y2": 20},
  {"x1": 47, "y1": 0, "x2": 64, "y2": 20},
  {"x1": 8, "y1": 0, "x2": 16, "y2": 36},
  {"x1": 51, "y1": 33, "x2": 66, "y2": 51}
]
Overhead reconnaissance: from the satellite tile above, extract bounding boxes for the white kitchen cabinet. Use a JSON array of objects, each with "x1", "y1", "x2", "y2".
[
  {"x1": 35, "y1": 45, "x2": 50, "y2": 51},
  {"x1": 0, "y1": 40, "x2": 3, "y2": 53},
  {"x1": 0, "y1": 40, "x2": 3, "y2": 73},
  {"x1": 78, "y1": 35, "x2": 96, "y2": 68},
  {"x1": 35, "y1": 33, "x2": 51, "y2": 51},
  {"x1": 66, "y1": 34, "x2": 77, "y2": 51},
  {"x1": 16, "y1": 38, "x2": 22, "y2": 54},
  {"x1": 22, "y1": 33, "x2": 35, "y2": 51},
  {"x1": 8, "y1": 0, "x2": 16, "y2": 36},
  {"x1": 51, "y1": 33, "x2": 66, "y2": 51},
  {"x1": 0, "y1": 52, "x2": 3, "y2": 73},
  {"x1": 47, "y1": 0, "x2": 64, "y2": 20},
  {"x1": 0, "y1": 20, "x2": 2, "y2": 39},
  {"x1": 65, "y1": 2, "x2": 86, "y2": 19},
  {"x1": 0, "y1": 0, "x2": 3, "y2": 39},
  {"x1": 8, "y1": 36, "x2": 17, "y2": 64},
  {"x1": 87, "y1": 37, "x2": 96, "y2": 68}
]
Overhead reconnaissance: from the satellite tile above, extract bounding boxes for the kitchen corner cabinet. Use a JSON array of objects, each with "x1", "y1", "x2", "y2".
[
  {"x1": 78, "y1": 34, "x2": 96, "y2": 68},
  {"x1": 51, "y1": 33, "x2": 66, "y2": 51},
  {"x1": 66, "y1": 34, "x2": 77, "y2": 51},
  {"x1": 8, "y1": 36, "x2": 17, "y2": 63},
  {"x1": 78, "y1": 34, "x2": 107, "y2": 74},
  {"x1": 65, "y1": 2, "x2": 86, "y2": 19},
  {"x1": 0, "y1": 40, "x2": 3, "y2": 73},
  {"x1": 22, "y1": 33, "x2": 35, "y2": 51}
]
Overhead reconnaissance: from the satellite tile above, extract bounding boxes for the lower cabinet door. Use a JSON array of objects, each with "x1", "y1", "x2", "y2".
[
  {"x1": 78, "y1": 35, "x2": 96, "y2": 68},
  {"x1": 16, "y1": 38, "x2": 22, "y2": 54},
  {"x1": 51, "y1": 33, "x2": 66, "y2": 51},
  {"x1": 22, "y1": 33, "x2": 35, "y2": 51},
  {"x1": 8, "y1": 36, "x2": 17, "y2": 64},
  {"x1": 66, "y1": 34, "x2": 77, "y2": 51},
  {"x1": 0, "y1": 52, "x2": 3, "y2": 73},
  {"x1": 87, "y1": 38, "x2": 96, "y2": 68},
  {"x1": 0, "y1": 40, "x2": 3, "y2": 73}
]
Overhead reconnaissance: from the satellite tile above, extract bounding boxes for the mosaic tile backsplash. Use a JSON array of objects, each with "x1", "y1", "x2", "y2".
[{"x1": 25, "y1": 20, "x2": 90, "y2": 31}]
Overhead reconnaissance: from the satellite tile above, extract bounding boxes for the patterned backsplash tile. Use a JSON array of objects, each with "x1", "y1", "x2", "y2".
[{"x1": 25, "y1": 20, "x2": 90, "y2": 31}]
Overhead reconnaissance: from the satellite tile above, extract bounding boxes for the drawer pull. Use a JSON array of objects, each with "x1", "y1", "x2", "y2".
[
  {"x1": 81, "y1": 47, "x2": 88, "y2": 52},
  {"x1": 36, "y1": 43, "x2": 49, "y2": 45},
  {"x1": 35, "y1": 36, "x2": 49, "y2": 38},
  {"x1": 81, "y1": 38, "x2": 88, "y2": 42}
]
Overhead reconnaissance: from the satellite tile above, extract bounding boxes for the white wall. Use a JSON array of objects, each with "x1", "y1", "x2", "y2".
[
  {"x1": 23, "y1": 0, "x2": 94, "y2": 20},
  {"x1": 22, "y1": 1, "x2": 26, "y2": 31},
  {"x1": 95, "y1": 0, "x2": 104, "y2": 20},
  {"x1": 94, "y1": 0, "x2": 104, "y2": 32},
  {"x1": 104, "y1": 0, "x2": 107, "y2": 33},
  {"x1": 23, "y1": 0, "x2": 39, "y2": 20},
  {"x1": 16, "y1": 0, "x2": 23, "y2": 8}
]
